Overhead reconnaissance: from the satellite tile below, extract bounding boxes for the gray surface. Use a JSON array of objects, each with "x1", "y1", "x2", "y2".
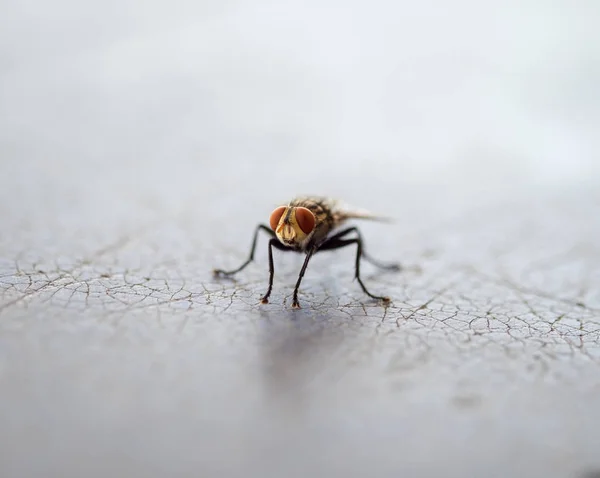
[{"x1": 1, "y1": 1, "x2": 600, "y2": 477}]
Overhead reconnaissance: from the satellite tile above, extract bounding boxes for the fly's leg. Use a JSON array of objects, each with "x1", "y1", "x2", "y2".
[
  {"x1": 319, "y1": 226, "x2": 401, "y2": 271},
  {"x1": 362, "y1": 252, "x2": 401, "y2": 271},
  {"x1": 260, "y1": 238, "x2": 288, "y2": 304},
  {"x1": 291, "y1": 248, "x2": 316, "y2": 309},
  {"x1": 318, "y1": 237, "x2": 390, "y2": 303},
  {"x1": 213, "y1": 224, "x2": 274, "y2": 277}
]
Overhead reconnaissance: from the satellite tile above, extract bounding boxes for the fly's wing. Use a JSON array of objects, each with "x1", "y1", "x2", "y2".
[
  {"x1": 327, "y1": 199, "x2": 394, "y2": 226},
  {"x1": 333, "y1": 207, "x2": 393, "y2": 224}
]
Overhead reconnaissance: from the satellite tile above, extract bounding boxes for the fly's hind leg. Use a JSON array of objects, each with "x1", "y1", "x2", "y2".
[
  {"x1": 213, "y1": 224, "x2": 274, "y2": 277},
  {"x1": 318, "y1": 235, "x2": 391, "y2": 303},
  {"x1": 320, "y1": 226, "x2": 401, "y2": 272}
]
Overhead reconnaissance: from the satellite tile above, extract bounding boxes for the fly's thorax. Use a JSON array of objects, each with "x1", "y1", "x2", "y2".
[{"x1": 269, "y1": 205, "x2": 316, "y2": 249}]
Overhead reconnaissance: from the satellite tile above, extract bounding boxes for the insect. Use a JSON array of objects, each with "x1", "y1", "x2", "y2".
[{"x1": 213, "y1": 196, "x2": 401, "y2": 308}]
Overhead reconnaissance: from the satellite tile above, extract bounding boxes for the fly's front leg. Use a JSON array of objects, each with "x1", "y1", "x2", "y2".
[
  {"x1": 291, "y1": 248, "x2": 316, "y2": 309},
  {"x1": 318, "y1": 237, "x2": 390, "y2": 303},
  {"x1": 213, "y1": 224, "x2": 274, "y2": 277},
  {"x1": 259, "y1": 238, "x2": 284, "y2": 304}
]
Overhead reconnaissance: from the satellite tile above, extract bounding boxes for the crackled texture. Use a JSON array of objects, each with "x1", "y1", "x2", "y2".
[{"x1": 2, "y1": 1, "x2": 600, "y2": 478}]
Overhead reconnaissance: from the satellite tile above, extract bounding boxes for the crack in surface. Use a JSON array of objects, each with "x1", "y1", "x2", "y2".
[
  {"x1": 2, "y1": 232, "x2": 598, "y2": 364},
  {"x1": 1, "y1": 186, "x2": 599, "y2": 478}
]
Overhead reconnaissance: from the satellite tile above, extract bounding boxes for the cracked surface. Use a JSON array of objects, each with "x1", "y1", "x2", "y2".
[{"x1": 2, "y1": 1, "x2": 600, "y2": 477}]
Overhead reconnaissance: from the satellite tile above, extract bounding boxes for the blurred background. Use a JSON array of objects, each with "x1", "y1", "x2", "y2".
[
  {"x1": 2, "y1": 0, "x2": 598, "y2": 220},
  {"x1": 1, "y1": 1, "x2": 599, "y2": 477}
]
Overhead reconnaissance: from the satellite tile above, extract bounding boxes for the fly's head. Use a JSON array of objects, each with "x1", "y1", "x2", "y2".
[{"x1": 269, "y1": 205, "x2": 316, "y2": 249}]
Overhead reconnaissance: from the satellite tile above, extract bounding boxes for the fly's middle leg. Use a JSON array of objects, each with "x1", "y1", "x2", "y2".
[{"x1": 291, "y1": 248, "x2": 316, "y2": 308}]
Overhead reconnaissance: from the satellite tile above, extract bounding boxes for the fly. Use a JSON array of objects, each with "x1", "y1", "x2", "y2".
[{"x1": 213, "y1": 196, "x2": 401, "y2": 308}]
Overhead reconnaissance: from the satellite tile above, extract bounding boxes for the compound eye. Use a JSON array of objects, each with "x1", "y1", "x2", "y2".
[
  {"x1": 295, "y1": 207, "x2": 315, "y2": 234},
  {"x1": 269, "y1": 206, "x2": 287, "y2": 231}
]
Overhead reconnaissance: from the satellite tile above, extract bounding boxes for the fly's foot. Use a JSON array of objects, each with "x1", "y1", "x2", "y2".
[
  {"x1": 213, "y1": 259, "x2": 253, "y2": 278},
  {"x1": 371, "y1": 295, "x2": 390, "y2": 304},
  {"x1": 362, "y1": 253, "x2": 402, "y2": 272},
  {"x1": 291, "y1": 292, "x2": 302, "y2": 308},
  {"x1": 374, "y1": 261, "x2": 402, "y2": 272},
  {"x1": 213, "y1": 268, "x2": 233, "y2": 277},
  {"x1": 260, "y1": 288, "x2": 272, "y2": 304},
  {"x1": 364, "y1": 289, "x2": 391, "y2": 305}
]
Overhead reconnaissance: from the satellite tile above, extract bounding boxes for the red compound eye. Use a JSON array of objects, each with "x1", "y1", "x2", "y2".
[
  {"x1": 269, "y1": 206, "x2": 287, "y2": 231},
  {"x1": 295, "y1": 207, "x2": 315, "y2": 234}
]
